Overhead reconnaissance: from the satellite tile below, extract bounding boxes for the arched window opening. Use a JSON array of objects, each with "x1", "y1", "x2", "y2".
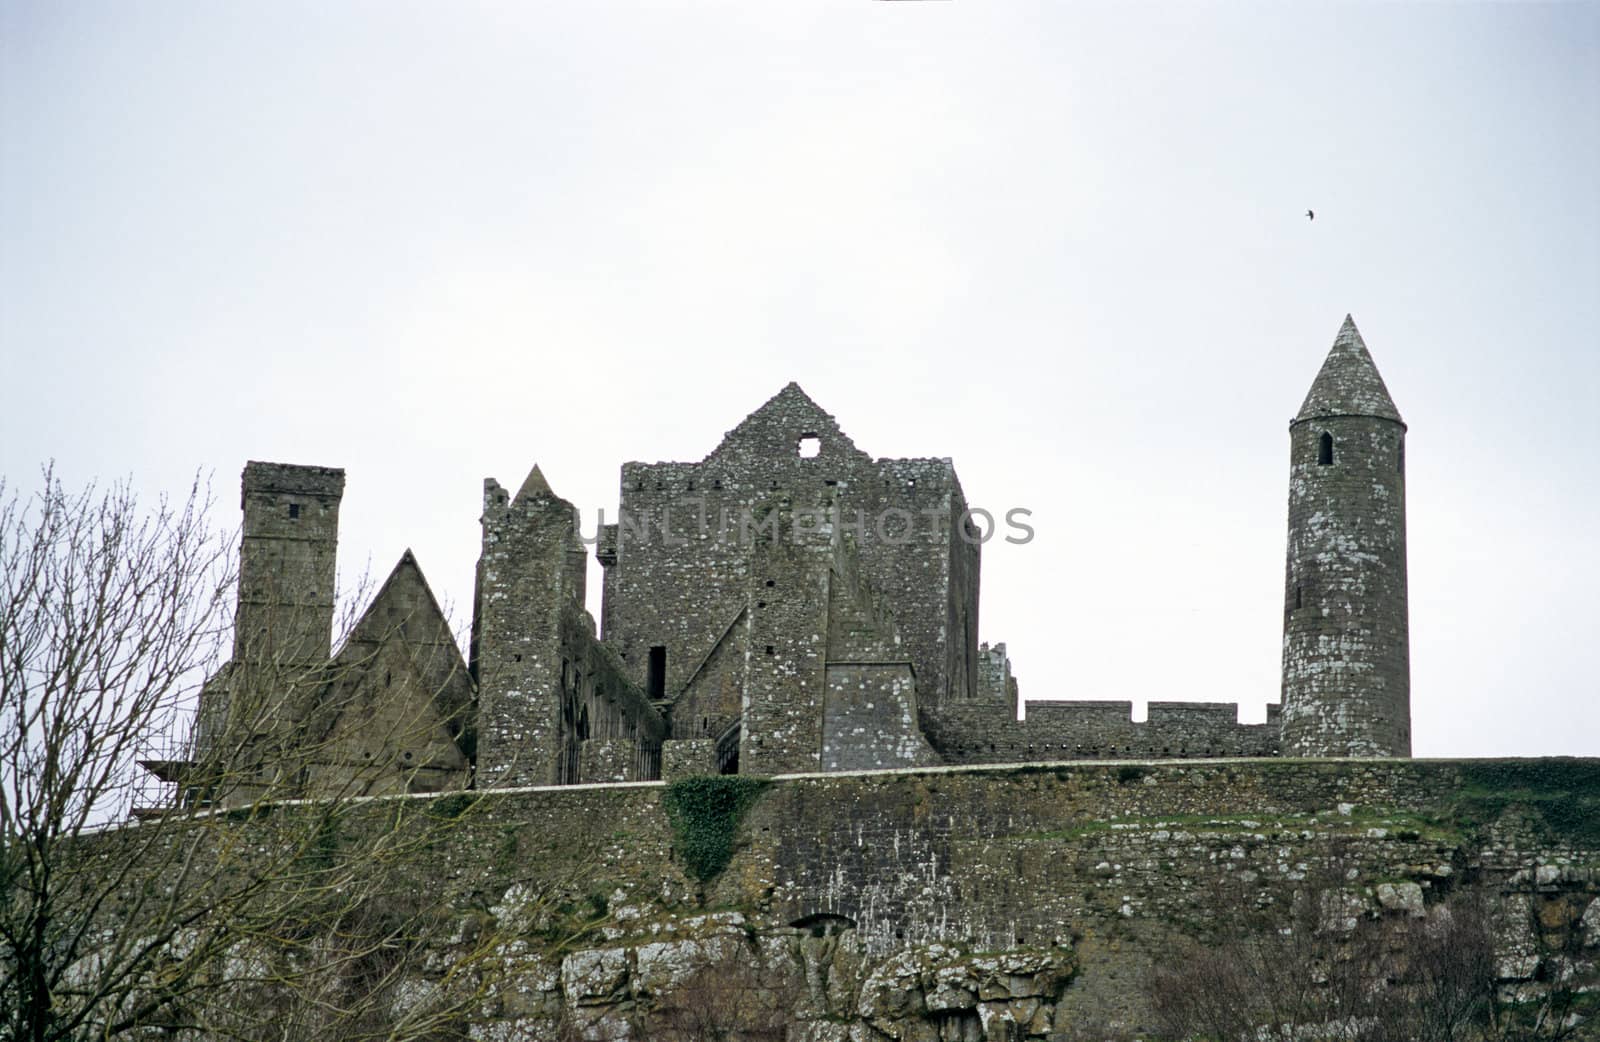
[{"x1": 1318, "y1": 432, "x2": 1334, "y2": 466}]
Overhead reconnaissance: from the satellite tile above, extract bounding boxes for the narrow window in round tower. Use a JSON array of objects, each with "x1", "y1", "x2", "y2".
[{"x1": 1318, "y1": 432, "x2": 1334, "y2": 466}]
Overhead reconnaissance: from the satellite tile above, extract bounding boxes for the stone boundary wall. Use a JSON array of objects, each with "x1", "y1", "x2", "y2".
[
  {"x1": 921, "y1": 699, "x2": 1282, "y2": 764},
  {"x1": 87, "y1": 757, "x2": 1600, "y2": 1039}
]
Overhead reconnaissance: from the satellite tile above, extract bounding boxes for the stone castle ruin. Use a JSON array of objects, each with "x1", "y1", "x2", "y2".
[
  {"x1": 144, "y1": 314, "x2": 1412, "y2": 806},
  {"x1": 115, "y1": 319, "x2": 1600, "y2": 1041}
]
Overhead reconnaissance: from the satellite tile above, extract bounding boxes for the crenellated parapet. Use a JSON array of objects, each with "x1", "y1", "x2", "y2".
[{"x1": 921, "y1": 699, "x2": 1281, "y2": 765}]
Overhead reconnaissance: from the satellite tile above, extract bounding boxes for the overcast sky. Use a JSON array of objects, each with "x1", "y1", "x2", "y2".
[{"x1": 3, "y1": 2, "x2": 1595, "y2": 758}]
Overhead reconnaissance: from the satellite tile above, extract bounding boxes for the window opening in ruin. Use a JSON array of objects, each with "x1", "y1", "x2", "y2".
[
  {"x1": 798, "y1": 434, "x2": 821, "y2": 458},
  {"x1": 765, "y1": 579, "x2": 775, "y2": 588},
  {"x1": 647, "y1": 645, "x2": 666, "y2": 701},
  {"x1": 1318, "y1": 432, "x2": 1334, "y2": 465},
  {"x1": 1398, "y1": 441, "x2": 1405, "y2": 474},
  {"x1": 1295, "y1": 585, "x2": 1303, "y2": 610},
  {"x1": 765, "y1": 645, "x2": 775, "y2": 655},
  {"x1": 716, "y1": 721, "x2": 741, "y2": 774},
  {"x1": 287, "y1": 503, "x2": 300, "y2": 519}
]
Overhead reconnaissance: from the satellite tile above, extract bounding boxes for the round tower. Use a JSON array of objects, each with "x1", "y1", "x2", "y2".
[{"x1": 1281, "y1": 316, "x2": 1410, "y2": 757}]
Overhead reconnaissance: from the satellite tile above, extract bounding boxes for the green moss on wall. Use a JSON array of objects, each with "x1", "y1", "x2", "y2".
[
  {"x1": 663, "y1": 775, "x2": 769, "y2": 882},
  {"x1": 427, "y1": 792, "x2": 480, "y2": 820},
  {"x1": 1455, "y1": 759, "x2": 1600, "y2": 844}
]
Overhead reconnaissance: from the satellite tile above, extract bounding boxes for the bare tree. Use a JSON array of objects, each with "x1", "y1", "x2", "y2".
[
  {"x1": 1148, "y1": 864, "x2": 1593, "y2": 1042},
  {"x1": 2, "y1": 467, "x2": 236, "y2": 1040},
  {"x1": 0, "y1": 468, "x2": 503, "y2": 1042},
  {"x1": 633, "y1": 937, "x2": 799, "y2": 1042}
]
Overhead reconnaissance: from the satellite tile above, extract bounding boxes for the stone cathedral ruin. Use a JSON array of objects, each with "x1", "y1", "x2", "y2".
[
  {"x1": 122, "y1": 316, "x2": 1599, "y2": 1038},
  {"x1": 149, "y1": 316, "x2": 1410, "y2": 806}
]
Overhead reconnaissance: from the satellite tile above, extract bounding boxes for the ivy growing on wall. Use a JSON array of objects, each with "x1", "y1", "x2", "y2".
[{"x1": 663, "y1": 776, "x2": 769, "y2": 882}]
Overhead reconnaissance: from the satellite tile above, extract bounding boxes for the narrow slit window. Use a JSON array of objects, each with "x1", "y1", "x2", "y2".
[
  {"x1": 1398, "y1": 441, "x2": 1405, "y2": 475},
  {"x1": 1294, "y1": 585, "x2": 1303, "y2": 610},
  {"x1": 287, "y1": 502, "x2": 300, "y2": 519},
  {"x1": 1317, "y1": 432, "x2": 1334, "y2": 466},
  {"x1": 647, "y1": 646, "x2": 666, "y2": 701}
]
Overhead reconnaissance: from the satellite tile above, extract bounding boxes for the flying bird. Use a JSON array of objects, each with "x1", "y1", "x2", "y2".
[{"x1": 1306, "y1": 209, "x2": 1315, "y2": 221}]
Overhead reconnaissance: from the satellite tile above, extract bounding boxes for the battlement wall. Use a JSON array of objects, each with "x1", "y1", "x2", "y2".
[{"x1": 921, "y1": 698, "x2": 1282, "y2": 764}]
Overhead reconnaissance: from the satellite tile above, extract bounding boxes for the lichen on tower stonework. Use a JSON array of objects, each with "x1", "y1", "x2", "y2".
[{"x1": 1281, "y1": 316, "x2": 1411, "y2": 757}]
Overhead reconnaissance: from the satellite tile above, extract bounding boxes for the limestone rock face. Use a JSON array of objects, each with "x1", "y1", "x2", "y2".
[
  {"x1": 560, "y1": 947, "x2": 631, "y2": 1006},
  {"x1": 1583, "y1": 897, "x2": 1600, "y2": 949},
  {"x1": 1377, "y1": 881, "x2": 1425, "y2": 917},
  {"x1": 855, "y1": 942, "x2": 1074, "y2": 1041}
]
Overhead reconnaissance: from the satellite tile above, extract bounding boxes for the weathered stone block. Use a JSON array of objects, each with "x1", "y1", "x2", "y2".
[
  {"x1": 560, "y1": 947, "x2": 631, "y2": 1006},
  {"x1": 661, "y1": 738, "x2": 718, "y2": 781},
  {"x1": 579, "y1": 738, "x2": 639, "y2": 784}
]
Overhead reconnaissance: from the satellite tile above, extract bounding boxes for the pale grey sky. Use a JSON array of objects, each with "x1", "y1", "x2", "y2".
[{"x1": 2, "y1": 2, "x2": 1596, "y2": 757}]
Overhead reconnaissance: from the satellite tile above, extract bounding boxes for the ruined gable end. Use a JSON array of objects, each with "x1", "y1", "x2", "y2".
[{"x1": 307, "y1": 549, "x2": 474, "y2": 796}]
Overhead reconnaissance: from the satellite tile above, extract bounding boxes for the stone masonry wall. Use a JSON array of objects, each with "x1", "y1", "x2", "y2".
[
  {"x1": 233, "y1": 461, "x2": 345, "y2": 672},
  {"x1": 114, "y1": 757, "x2": 1596, "y2": 1040},
  {"x1": 600, "y1": 384, "x2": 980, "y2": 715},
  {"x1": 922, "y1": 699, "x2": 1282, "y2": 765},
  {"x1": 557, "y1": 604, "x2": 665, "y2": 782},
  {"x1": 820, "y1": 536, "x2": 938, "y2": 772},
  {"x1": 1281, "y1": 413, "x2": 1410, "y2": 756},
  {"x1": 472, "y1": 470, "x2": 611, "y2": 787},
  {"x1": 1281, "y1": 317, "x2": 1411, "y2": 757}
]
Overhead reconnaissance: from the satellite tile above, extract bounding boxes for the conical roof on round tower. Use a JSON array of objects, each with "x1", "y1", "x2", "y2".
[{"x1": 1294, "y1": 315, "x2": 1404, "y2": 425}]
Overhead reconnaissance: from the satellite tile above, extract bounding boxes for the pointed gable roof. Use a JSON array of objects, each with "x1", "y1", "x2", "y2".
[
  {"x1": 330, "y1": 550, "x2": 474, "y2": 747},
  {"x1": 1295, "y1": 315, "x2": 1404, "y2": 424},
  {"x1": 512, "y1": 463, "x2": 553, "y2": 505},
  {"x1": 703, "y1": 382, "x2": 872, "y2": 465}
]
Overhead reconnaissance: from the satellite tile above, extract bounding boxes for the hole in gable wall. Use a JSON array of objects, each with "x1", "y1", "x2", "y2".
[{"x1": 797, "y1": 434, "x2": 821, "y2": 458}]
